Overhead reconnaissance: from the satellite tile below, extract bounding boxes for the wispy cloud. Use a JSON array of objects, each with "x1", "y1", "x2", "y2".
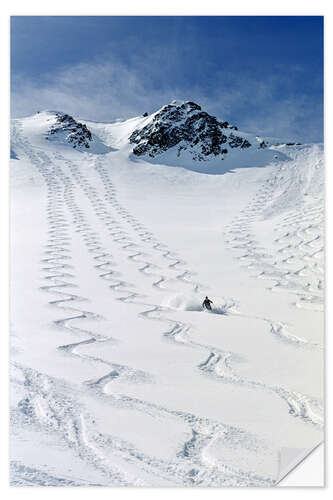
[
  {"x1": 11, "y1": 59, "x2": 175, "y2": 121},
  {"x1": 11, "y1": 56, "x2": 323, "y2": 142}
]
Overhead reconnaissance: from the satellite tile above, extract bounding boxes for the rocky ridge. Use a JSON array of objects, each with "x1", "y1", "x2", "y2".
[
  {"x1": 47, "y1": 113, "x2": 92, "y2": 149},
  {"x1": 129, "y1": 101, "x2": 252, "y2": 161}
]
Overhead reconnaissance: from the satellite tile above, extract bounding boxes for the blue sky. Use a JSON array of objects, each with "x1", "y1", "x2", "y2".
[{"x1": 11, "y1": 16, "x2": 323, "y2": 142}]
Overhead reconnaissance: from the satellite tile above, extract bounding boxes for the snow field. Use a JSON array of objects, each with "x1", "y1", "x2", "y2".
[{"x1": 10, "y1": 113, "x2": 324, "y2": 486}]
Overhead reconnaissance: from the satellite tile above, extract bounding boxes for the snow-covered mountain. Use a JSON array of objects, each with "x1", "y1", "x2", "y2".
[
  {"x1": 16, "y1": 110, "x2": 112, "y2": 155},
  {"x1": 129, "y1": 100, "x2": 253, "y2": 160},
  {"x1": 126, "y1": 102, "x2": 303, "y2": 171},
  {"x1": 10, "y1": 104, "x2": 323, "y2": 487},
  {"x1": 11, "y1": 102, "x2": 300, "y2": 173},
  {"x1": 47, "y1": 112, "x2": 93, "y2": 149},
  {"x1": 127, "y1": 100, "x2": 301, "y2": 164}
]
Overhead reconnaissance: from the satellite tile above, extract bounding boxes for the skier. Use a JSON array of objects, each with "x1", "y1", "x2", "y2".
[{"x1": 202, "y1": 296, "x2": 213, "y2": 311}]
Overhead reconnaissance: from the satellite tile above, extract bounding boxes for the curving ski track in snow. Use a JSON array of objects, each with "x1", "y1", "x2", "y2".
[{"x1": 10, "y1": 121, "x2": 323, "y2": 486}]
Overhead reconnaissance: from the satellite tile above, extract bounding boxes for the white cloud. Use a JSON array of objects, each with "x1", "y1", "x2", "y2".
[
  {"x1": 11, "y1": 58, "x2": 323, "y2": 142},
  {"x1": 11, "y1": 59, "x2": 180, "y2": 121}
]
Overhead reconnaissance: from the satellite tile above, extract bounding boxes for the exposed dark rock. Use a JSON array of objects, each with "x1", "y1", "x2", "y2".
[
  {"x1": 241, "y1": 139, "x2": 251, "y2": 149},
  {"x1": 47, "y1": 113, "x2": 92, "y2": 149},
  {"x1": 129, "y1": 101, "x2": 250, "y2": 160},
  {"x1": 228, "y1": 133, "x2": 251, "y2": 149}
]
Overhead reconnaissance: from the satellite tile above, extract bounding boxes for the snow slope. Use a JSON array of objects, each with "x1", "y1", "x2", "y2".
[{"x1": 10, "y1": 108, "x2": 324, "y2": 486}]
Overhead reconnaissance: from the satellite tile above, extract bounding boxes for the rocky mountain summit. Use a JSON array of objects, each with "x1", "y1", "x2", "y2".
[
  {"x1": 47, "y1": 113, "x2": 92, "y2": 149},
  {"x1": 129, "y1": 101, "x2": 252, "y2": 161},
  {"x1": 36, "y1": 104, "x2": 297, "y2": 165}
]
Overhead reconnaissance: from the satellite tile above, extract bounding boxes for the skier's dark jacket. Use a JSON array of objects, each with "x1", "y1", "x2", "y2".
[{"x1": 202, "y1": 297, "x2": 213, "y2": 309}]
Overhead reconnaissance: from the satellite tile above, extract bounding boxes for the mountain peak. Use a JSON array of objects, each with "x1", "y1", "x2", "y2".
[
  {"x1": 164, "y1": 100, "x2": 202, "y2": 112},
  {"x1": 45, "y1": 111, "x2": 93, "y2": 149},
  {"x1": 129, "y1": 100, "x2": 245, "y2": 161}
]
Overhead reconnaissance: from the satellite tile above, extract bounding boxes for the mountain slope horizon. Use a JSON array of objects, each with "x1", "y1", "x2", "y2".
[{"x1": 11, "y1": 100, "x2": 307, "y2": 174}]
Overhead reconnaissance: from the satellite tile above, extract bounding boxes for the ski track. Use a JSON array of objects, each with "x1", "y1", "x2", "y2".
[
  {"x1": 58, "y1": 152, "x2": 322, "y2": 430},
  {"x1": 223, "y1": 151, "x2": 324, "y2": 343},
  {"x1": 10, "y1": 461, "x2": 103, "y2": 487},
  {"x1": 10, "y1": 123, "x2": 323, "y2": 485}
]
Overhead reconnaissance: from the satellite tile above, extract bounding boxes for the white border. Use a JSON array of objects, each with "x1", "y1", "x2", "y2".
[{"x1": 3, "y1": 0, "x2": 330, "y2": 15}]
